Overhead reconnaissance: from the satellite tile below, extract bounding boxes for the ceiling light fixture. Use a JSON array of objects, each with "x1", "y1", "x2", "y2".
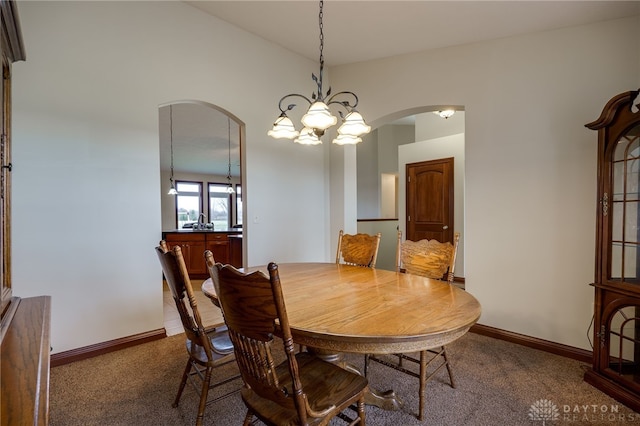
[
  {"x1": 225, "y1": 117, "x2": 235, "y2": 194},
  {"x1": 267, "y1": 0, "x2": 370, "y2": 145},
  {"x1": 434, "y1": 109, "x2": 455, "y2": 119},
  {"x1": 167, "y1": 105, "x2": 178, "y2": 195}
]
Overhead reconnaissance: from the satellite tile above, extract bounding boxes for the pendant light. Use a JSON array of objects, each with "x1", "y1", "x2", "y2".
[
  {"x1": 226, "y1": 117, "x2": 235, "y2": 194},
  {"x1": 167, "y1": 105, "x2": 178, "y2": 195}
]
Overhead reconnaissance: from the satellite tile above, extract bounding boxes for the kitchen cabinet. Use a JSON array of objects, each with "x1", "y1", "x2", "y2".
[
  {"x1": 162, "y1": 230, "x2": 242, "y2": 278},
  {"x1": 164, "y1": 233, "x2": 207, "y2": 276},
  {"x1": 205, "y1": 233, "x2": 229, "y2": 267},
  {"x1": 229, "y1": 235, "x2": 243, "y2": 268}
]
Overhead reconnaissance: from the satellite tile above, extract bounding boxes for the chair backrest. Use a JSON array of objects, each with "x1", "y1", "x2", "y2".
[
  {"x1": 210, "y1": 261, "x2": 311, "y2": 423},
  {"x1": 156, "y1": 240, "x2": 214, "y2": 360},
  {"x1": 396, "y1": 231, "x2": 460, "y2": 284},
  {"x1": 335, "y1": 229, "x2": 381, "y2": 268}
]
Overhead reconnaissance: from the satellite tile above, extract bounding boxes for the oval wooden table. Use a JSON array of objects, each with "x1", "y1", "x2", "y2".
[{"x1": 202, "y1": 262, "x2": 481, "y2": 411}]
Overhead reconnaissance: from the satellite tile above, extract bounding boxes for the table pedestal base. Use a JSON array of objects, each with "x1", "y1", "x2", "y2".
[{"x1": 309, "y1": 348, "x2": 404, "y2": 411}]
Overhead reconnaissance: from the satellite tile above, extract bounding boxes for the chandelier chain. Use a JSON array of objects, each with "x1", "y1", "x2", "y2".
[
  {"x1": 227, "y1": 117, "x2": 232, "y2": 179},
  {"x1": 318, "y1": 0, "x2": 324, "y2": 70},
  {"x1": 169, "y1": 105, "x2": 174, "y2": 176}
]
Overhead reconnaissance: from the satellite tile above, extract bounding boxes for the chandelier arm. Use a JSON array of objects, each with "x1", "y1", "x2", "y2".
[
  {"x1": 277, "y1": 93, "x2": 314, "y2": 114},
  {"x1": 325, "y1": 91, "x2": 360, "y2": 110}
]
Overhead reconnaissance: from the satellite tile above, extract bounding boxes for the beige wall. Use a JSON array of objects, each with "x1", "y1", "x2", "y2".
[{"x1": 331, "y1": 15, "x2": 640, "y2": 349}]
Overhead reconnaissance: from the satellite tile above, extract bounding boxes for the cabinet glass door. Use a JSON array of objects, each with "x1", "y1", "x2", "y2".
[
  {"x1": 608, "y1": 305, "x2": 640, "y2": 389},
  {"x1": 610, "y1": 123, "x2": 640, "y2": 285}
]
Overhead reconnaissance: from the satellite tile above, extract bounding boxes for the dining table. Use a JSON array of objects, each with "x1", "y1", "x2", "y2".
[{"x1": 201, "y1": 262, "x2": 481, "y2": 410}]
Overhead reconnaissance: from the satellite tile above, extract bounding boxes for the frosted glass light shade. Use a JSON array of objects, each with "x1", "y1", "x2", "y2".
[
  {"x1": 295, "y1": 127, "x2": 322, "y2": 145},
  {"x1": 301, "y1": 102, "x2": 337, "y2": 130},
  {"x1": 333, "y1": 134, "x2": 362, "y2": 145},
  {"x1": 433, "y1": 109, "x2": 455, "y2": 119},
  {"x1": 337, "y1": 111, "x2": 371, "y2": 136},
  {"x1": 268, "y1": 115, "x2": 299, "y2": 139}
]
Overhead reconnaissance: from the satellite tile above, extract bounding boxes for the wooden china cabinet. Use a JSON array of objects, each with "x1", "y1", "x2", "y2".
[
  {"x1": 1, "y1": 1, "x2": 51, "y2": 425},
  {"x1": 584, "y1": 89, "x2": 640, "y2": 411}
]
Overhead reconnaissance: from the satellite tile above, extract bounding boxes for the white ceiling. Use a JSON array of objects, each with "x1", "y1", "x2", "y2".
[
  {"x1": 185, "y1": 1, "x2": 639, "y2": 67},
  {"x1": 159, "y1": 103, "x2": 241, "y2": 177}
]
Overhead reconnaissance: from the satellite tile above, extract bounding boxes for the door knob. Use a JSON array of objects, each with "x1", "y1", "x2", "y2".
[{"x1": 443, "y1": 225, "x2": 449, "y2": 230}]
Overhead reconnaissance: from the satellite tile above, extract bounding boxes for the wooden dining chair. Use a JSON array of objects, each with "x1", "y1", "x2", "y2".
[
  {"x1": 155, "y1": 241, "x2": 240, "y2": 426},
  {"x1": 210, "y1": 260, "x2": 368, "y2": 426},
  {"x1": 335, "y1": 230, "x2": 381, "y2": 268},
  {"x1": 365, "y1": 231, "x2": 460, "y2": 421}
]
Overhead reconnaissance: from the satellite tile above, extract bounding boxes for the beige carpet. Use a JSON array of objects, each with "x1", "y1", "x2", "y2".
[{"x1": 49, "y1": 332, "x2": 635, "y2": 425}]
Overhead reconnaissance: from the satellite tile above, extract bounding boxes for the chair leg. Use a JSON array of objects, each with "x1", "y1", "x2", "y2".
[
  {"x1": 242, "y1": 410, "x2": 254, "y2": 426},
  {"x1": 195, "y1": 366, "x2": 213, "y2": 426},
  {"x1": 357, "y1": 397, "x2": 366, "y2": 424},
  {"x1": 173, "y1": 359, "x2": 192, "y2": 408},
  {"x1": 418, "y1": 350, "x2": 427, "y2": 421},
  {"x1": 443, "y1": 346, "x2": 456, "y2": 388}
]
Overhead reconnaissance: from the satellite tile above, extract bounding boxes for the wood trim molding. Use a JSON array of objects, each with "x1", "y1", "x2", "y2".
[
  {"x1": 51, "y1": 323, "x2": 593, "y2": 369},
  {"x1": 50, "y1": 328, "x2": 166, "y2": 367},
  {"x1": 471, "y1": 323, "x2": 592, "y2": 364},
  {"x1": 51, "y1": 324, "x2": 593, "y2": 367}
]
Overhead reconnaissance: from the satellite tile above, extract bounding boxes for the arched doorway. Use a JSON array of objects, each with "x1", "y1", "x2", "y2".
[
  {"x1": 158, "y1": 101, "x2": 244, "y2": 334},
  {"x1": 356, "y1": 107, "x2": 465, "y2": 276}
]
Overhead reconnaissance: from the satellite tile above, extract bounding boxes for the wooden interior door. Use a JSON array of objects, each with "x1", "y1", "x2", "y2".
[{"x1": 406, "y1": 158, "x2": 454, "y2": 243}]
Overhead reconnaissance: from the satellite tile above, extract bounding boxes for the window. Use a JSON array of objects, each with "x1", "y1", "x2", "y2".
[
  {"x1": 208, "y1": 183, "x2": 231, "y2": 229},
  {"x1": 175, "y1": 181, "x2": 202, "y2": 229},
  {"x1": 173, "y1": 180, "x2": 240, "y2": 230}
]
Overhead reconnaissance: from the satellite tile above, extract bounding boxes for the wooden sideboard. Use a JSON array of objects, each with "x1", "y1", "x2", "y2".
[
  {"x1": 1, "y1": 296, "x2": 51, "y2": 425},
  {"x1": 162, "y1": 230, "x2": 242, "y2": 278}
]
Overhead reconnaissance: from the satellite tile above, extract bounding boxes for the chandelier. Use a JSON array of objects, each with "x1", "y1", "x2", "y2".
[{"x1": 267, "y1": 0, "x2": 370, "y2": 145}]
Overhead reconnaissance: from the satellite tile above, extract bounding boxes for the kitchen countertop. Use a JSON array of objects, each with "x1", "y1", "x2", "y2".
[{"x1": 162, "y1": 228, "x2": 242, "y2": 234}]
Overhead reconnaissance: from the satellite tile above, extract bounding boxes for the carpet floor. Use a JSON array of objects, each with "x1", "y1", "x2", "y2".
[{"x1": 49, "y1": 332, "x2": 636, "y2": 425}]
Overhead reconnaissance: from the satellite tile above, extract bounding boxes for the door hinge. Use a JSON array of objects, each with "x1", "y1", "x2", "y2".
[
  {"x1": 408, "y1": 215, "x2": 410, "y2": 222},
  {"x1": 596, "y1": 324, "x2": 606, "y2": 348},
  {"x1": 601, "y1": 192, "x2": 608, "y2": 216},
  {"x1": 0, "y1": 134, "x2": 10, "y2": 173}
]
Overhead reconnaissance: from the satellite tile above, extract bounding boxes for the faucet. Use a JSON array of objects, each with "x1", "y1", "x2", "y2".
[{"x1": 198, "y1": 213, "x2": 207, "y2": 229}]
